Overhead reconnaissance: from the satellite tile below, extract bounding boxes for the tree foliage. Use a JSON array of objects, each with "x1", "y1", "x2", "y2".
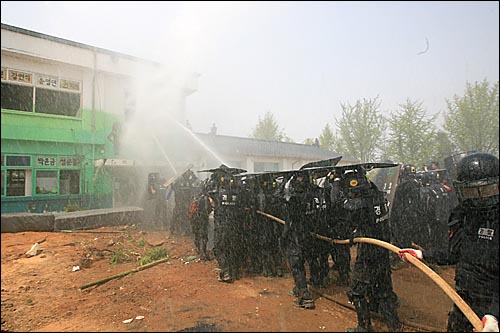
[
  {"x1": 444, "y1": 79, "x2": 499, "y2": 156},
  {"x1": 386, "y1": 98, "x2": 438, "y2": 166},
  {"x1": 333, "y1": 97, "x2": 385, "y2": 162},
  {"x1": 432, "y1": 130, "x2": 456, "y2": 167},
  {"x1": 250, "y1": 111, "x2": 293, "y2": 142},
  {"x1": 319, "y1": 124, "x2": 335, "y2": 152}
]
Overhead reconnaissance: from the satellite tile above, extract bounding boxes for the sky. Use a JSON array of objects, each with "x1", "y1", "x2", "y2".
[{"x1": 1, "y1": 1, "x2": 499, "y2": 143}]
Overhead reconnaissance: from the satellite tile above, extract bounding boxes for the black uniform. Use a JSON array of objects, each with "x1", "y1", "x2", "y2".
[
  {"x1": 211, "y1": 173, "x2": 245, "y2": 282},
  {"x1": 346, "y1": 175, "x2": 402, "y2": 332},
  {"x1": 416, "y1": 172, "x2": 457, "y2": 254},
  {"x1": 325, "y1": 175, "x2": 352, "y2": 286},
  {"x1": 188, "y1": 182, "x2": 212, "y2": 261},
  {"x1": 256, "y1": 177, "x2": 285, "y2": 277},
  {"x1": 390, "y1": 177, "x2": 422, "y2": 249},
  {"x1": 413, "y1": 153, "x2": 499, "y2": 332},
  {"x1": 282, "y1": 173, "x2": 317, "y2": 309},
  {"x1": 171, "y1": 170, "x2": 198, "y2": 236}
]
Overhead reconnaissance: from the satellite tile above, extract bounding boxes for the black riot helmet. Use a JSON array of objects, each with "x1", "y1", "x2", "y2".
[
  {"x1": 287, "y1": 170, "x2": 314, "y2": 194},
  {"x1": 343, "y1": 168, "x2": 371, "y2": 198},
  {"x1": 399, "y1": 164, "x2": 417, "y2": 183},
  {"x1": 453, "y1": 152, "x2": 499, "y2": 209},
  {"x1": 148, "y1": 172, "x2": 159, "y2": 185}
]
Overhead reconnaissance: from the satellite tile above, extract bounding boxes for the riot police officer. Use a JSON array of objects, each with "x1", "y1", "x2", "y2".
[
  {"x1": 171, "y1": 169, "x2": 198, "y2": 236},
  {"x1": 324, "y1": 171, "x2": 352, "y2": 287},
  {"x1": 209, "y1": 166, "x2": 246, "y2": 283},
  {"x1": 390, "y1": 164, "x2": 422, "y2": 250},
  {"x1": 343, "y1": 167, "x2": 402, "y2": 332},
  {"x1": 400, "y1": 152, "x2": 499, "y2": 332},
  {"x1": 188, "y1": 179, "x2": 213, "y2": 261},
  {"x1": 255, "y1": 174, "x2": 286, "y2": 277},
  {"x1": 282, "y1": 170, "x2": 318, "y2": 309}
]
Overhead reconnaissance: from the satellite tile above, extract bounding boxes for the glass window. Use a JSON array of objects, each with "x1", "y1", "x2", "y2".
[
  {"x1": 254, "y1": 162, "x2": 279, "y2": 172},
  {"x1": 35, "y1": 88, "x2": 80, "y2": 116},
  {"x1": 1, "y1": 82, "x2": 34, "y2": 112},
  {"x1": 6, "y1": 169, "x2": 26, "y2": 196},
  {"x1": 60, "y1": 170, "x2": 80, "y2": 195},
  {"x1": 1, "y1": 170, "x2": 4, "y2": 196},
  {"x1": 6, "y1": 155, "x2": 31, "y2": 166},
  {"x1": 36, "y1": 170, "x2": 58, "y2": 194}
]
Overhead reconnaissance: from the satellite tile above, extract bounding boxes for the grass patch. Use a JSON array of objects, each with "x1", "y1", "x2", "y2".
[
  {"x1": 139, "y1": 247, "x2": 169, "y2": 266},
  {"x1": 136, "y1": 238, "x2": 146, "y2": 247},
  {"x1": 110, "y1": 247, "x2": 127, "y2": 265}
]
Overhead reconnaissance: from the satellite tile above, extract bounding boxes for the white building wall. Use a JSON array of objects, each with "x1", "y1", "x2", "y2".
[{"x1": 2, "y1": 26, "x2": 197, "y2": 122}]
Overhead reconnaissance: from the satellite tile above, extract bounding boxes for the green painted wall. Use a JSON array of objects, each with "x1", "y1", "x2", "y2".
[{"x1": 1, "y1": 108, "x2": 119, "y2": 213}]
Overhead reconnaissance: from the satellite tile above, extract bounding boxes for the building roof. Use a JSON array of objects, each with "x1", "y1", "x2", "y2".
[
  {"x1": 1, "y1": 23, "x2": 156, "y2": 65},
  {"x1": 194, "y1": 132, "x2": 358, "y2": 162}
]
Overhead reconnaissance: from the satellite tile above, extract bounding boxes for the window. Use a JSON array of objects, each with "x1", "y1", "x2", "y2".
[
  {"x1": 254, "y1": 162, "x2": 279, "y2": 172},
  {"x1": 35, "y1": 88, "x2": 80, "y2": 117},
  {"x1": 35, "y1": 170, "x2": 58, "y2": 194},
  {"x1": 60, "y1": 170, "x2": 80, "y2": 195},
  {"x1": 1, "y1": 68, "x2": 81, "y2": 117},
  {"x1": 1, "y1": 170, "x2": 4, "y2": 196},
  {"x1": 6, "y1": 155, "x2": 31, "y2": 167},
  {"x1": 1, "y1": 155, "x2": 82, "y2": 197},
  {"x1": 1, "y1": 82, "x2": 34, "y2": 112},
  {"x1": 6, "y1": 169, "x2": 26, "y2": 196}
]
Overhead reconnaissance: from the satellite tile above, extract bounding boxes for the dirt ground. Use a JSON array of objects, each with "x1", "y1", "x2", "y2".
[{"x1": 1, "y1": 222, "x2": 456, "y2": 332}]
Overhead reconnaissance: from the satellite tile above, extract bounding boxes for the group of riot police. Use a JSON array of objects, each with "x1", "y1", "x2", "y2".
[
  {"x1": 391, "y1": 163, "x2": 459, "y2": 260},
  {"x1": 147, "y1": 151, "x2": 499, "y2": 333},
  {"x1": 187, "y1": 161, "x2": 403, "y2": 332}
]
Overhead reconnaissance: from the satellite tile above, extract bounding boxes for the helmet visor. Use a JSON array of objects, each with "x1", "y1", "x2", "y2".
[{"x1": 454, "y1": 178, "x2": 499, "y2": 200}]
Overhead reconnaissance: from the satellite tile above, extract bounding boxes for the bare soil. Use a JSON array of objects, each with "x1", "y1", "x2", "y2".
[{"x1": 1, "y1": 224, "x2": 455, "y2": 332}]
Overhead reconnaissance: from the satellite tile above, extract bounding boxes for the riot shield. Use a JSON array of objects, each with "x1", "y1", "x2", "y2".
[{"x1": 366, "y1": 164, "x2": 400, "y2": 216}]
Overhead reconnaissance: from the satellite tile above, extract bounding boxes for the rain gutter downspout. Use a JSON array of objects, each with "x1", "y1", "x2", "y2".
[
  {"x1": 92, "y1": 47, "x2": 96, "y2": 131},
  {"x1": 90, "y1": 47, "x2": 97, "y2": 208}
]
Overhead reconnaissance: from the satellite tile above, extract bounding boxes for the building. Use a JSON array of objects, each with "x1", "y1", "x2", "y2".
[
  {"x1": 1, "y1": 23, "x2": 356, "y2": 215},
  {"x1": 1, "y1": 23, "x2": 197, "y2": 213},
  {"x1": 187, "y1": 132, "x2": 357, "y2": 174}
]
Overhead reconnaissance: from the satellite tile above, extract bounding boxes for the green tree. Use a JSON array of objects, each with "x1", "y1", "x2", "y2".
[
  {"x1": 319, "y1": 124, "x2": 335, "y2": 152},
  {"x1": 432, "y1": 130, "x2": 456, "y2": 167},
  {"x1": 250, "y1": 111, "x2": 293, "y2": 142},
  {"x1": 386, "y1": 98, "x2": 438, "y2": 167},
  {"x1": 444, "y1": 79, "x2": 499, "y2": 156},
  {"x1": 333, "y1": 97, "x2": 385, "y2": 162}
]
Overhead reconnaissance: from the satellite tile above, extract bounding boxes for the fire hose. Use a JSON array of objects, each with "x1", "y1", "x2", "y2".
[{"x1": 256, "y1": 210, "x2": 483, "y2": 331}]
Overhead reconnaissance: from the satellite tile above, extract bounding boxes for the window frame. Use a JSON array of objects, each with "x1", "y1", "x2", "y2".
[
  {"x1": 1, "y1": 67, "x2": 82, "y2": 118},
  {"x1": 34, "y1": 169, "x2": 59, "y2": 195},
  {"x1": 1, "y1": 154, "x2": 82, "y2": 197}
]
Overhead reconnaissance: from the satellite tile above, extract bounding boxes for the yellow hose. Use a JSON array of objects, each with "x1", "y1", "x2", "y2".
[{"x1": 256, "y1": 210, "x2": 483, "y2": 331}]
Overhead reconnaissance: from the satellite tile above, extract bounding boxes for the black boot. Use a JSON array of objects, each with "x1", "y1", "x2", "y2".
[
  {"x1": 288, "y1": 286, "x2": 299, "y2": 297},
  {"x1": 346, "y1": 326, "x2": 374, "y2": 332},
  {"x1": 386, "y1": 321, "x2": 403, "y2": 332},
  {"x1": 347, "y1": 298, "x2": 373, "y2": 332},
  {"x1": 293, "y1": 288, "x2": 315, "y2": 309},
  {"x1": 200, "y1": 239, "x2": 208, "y2": 261},
  {"x1": 379, "y1": 299, "x2": 403, "y2": 332},
  {"x1": 218, "y1": 270, "x2": 234, "y2": 283}
]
